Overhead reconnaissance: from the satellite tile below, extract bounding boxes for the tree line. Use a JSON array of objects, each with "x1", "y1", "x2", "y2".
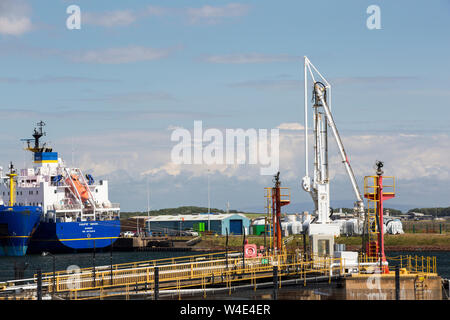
[
  {"x1": 407, "y1": 207, "x2": 450, "y2": 217},
  {"x1": 120, "y1": 206, "x2": 239, "y2": 219}
]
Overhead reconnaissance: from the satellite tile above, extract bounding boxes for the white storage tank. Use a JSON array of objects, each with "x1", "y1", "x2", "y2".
[
  {"x1": 290, "y1": 221, "x2": 303, "y2": 234},
  {"x1": 385, "y1": 218, "x2": 404, "y2": 234}
]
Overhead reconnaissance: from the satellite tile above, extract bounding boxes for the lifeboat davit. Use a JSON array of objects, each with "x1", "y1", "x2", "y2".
[{"x1": 66, "y1": 174, "x2": 89, "y2": 202}]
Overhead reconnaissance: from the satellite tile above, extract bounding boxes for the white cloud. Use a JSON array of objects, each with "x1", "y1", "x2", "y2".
[
  {"x1": 83, "y1": 3, "x2": 250, "y2": 28},
  {"x1": 0, "y1": 0, "x2": 32, "y2": 35},
  {"x1": 229, "y1": 80, "x2": 302, "y2": 91},
  {"x1": 83, "y1": 10, "x2": 137, "y2": 27},
  {"x1": 70, "y1": 46, "x2": 174, "y2": 64},
  {"x1": 187, "y1": 3, "x2": 250, "y2": 24},
  {"x1": 277, "y1": 122, "x2": 305, "y2": 131},
  {"x1": 204, "y1": 53, "x2": 300, "y2": 64}
]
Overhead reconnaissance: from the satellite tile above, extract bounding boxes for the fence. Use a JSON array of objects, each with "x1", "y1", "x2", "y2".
[{"x1": 402, "y1": 221, "x2": 449, "y2": 234}]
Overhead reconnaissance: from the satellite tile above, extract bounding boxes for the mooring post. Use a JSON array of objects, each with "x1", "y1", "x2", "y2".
[
  {"x1": 303, "y1": 232, "x2": 307, "y2": 262},
  {"x1": 447, "y1": 279, "x2": 450, "y2": 300},
  {"x1": 154, "y1": 267, "x2": 159, "y2": 300},
  {"x1": 242, "y1": 225, "x2": 246, "y2": 272},
  {"x1": 92, "y1": 239, "x2": 96, "y2": 288},
  {"x1": 226, "y1": 228, "x2": 229, "y2": 270},
  {"x1": 395, "y1": 265, "x2": 400, "y2": 300},
  {"x1": 37, "y1": 268, "x2": 42, "y2": 301},
  {"x1": 273, "y1": 266, "x2": 278, "y2": 300},
  {"x1": 110, "y1": 238, "x2": 113, "y2": 285}
]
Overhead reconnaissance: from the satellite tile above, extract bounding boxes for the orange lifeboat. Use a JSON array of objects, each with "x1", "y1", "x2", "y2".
[{"x1": 66, "y1": 174, "x2": 89, "y2": 202}]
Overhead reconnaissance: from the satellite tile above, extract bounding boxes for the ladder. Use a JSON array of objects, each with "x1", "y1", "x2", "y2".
[
  {"x1": 415, "y1": 275, "x2": 426, "y2": 300},
  {"x1": 366, "y1": 194, "x2": 379, "y2": 258}
]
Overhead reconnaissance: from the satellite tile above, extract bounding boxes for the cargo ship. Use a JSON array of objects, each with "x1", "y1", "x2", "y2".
[
  {"x1": 0, "y1": 121, "x2": 121, "y2": 254},
  {"x1": 0, "y1": 163, "x2": 42, "y2": 256}
]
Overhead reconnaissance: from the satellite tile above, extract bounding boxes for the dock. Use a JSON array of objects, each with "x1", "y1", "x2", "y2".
[
  {"x1": 0, "y1": 251, "x2": 444, "y2": 300},
  {"x1": 111, "y1": 236, "x2": 205, "y2": 252}
]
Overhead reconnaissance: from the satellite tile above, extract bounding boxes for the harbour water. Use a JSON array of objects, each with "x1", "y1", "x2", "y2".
[{"x1": 0, "y1": 250, "x2": 448, "y2": 283}]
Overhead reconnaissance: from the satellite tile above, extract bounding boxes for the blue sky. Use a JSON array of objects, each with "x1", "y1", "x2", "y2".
[{"x1": 0, "y1": 0, "x2": 450, "y2": 212}]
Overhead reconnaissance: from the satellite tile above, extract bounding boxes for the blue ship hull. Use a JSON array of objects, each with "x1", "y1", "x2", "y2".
[
  {"x1": 0, "y1": 206, "x2": 42, "y2": 256},
  {"x1": 27, "y1": 218, "x2": 121, "y2": 254}
]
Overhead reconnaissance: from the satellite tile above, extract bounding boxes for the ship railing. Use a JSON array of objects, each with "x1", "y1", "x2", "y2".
[
  {"x1": 94, "y1": 203, "x2": 120, "y2": 209},
  {"x1": 51, "y1": 203, "x2": 83, "y2": 211},
  {"x1": 94, "y1": 206, "x2": 120, "y2": 212},
  {"x1": 18, "y1": 183, "x2": 40, "y2": 188}
]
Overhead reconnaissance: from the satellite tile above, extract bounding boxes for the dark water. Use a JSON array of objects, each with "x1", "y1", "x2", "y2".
[
  {"x1": 0, "y1": 250, "x2": 197, "y2": 282},
  {"x1": 386, "y1": 251, "x2": 450, "y2": 279},
  {"x1": 0, "y1": 250, "x2": 448, "y2": 282}
]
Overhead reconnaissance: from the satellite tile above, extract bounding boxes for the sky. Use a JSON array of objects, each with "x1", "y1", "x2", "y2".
[{"x1": 0, "y1": 0, "x2": 449, "y2": 212}]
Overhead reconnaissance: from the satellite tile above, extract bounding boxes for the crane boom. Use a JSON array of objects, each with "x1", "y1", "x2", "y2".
[
  {"x1": 313, "y1": 82, "x2": 364, "y2": 214},
  {"x1": 302, "y1": 57, "x2": 365, "y2": 231}
]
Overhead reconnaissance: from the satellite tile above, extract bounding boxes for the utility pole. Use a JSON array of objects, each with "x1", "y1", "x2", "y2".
[
  {"x1": 147, "y1": 178, "x2": 150, "y2": 218},
  {"x1": 208, "y1": 169, "x2": 210, "y2": 231}
]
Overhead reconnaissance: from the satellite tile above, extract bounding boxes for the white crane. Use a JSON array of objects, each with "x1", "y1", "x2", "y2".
[{"x1": 302, "y1": 56, "x2": 364, "y2": 236}]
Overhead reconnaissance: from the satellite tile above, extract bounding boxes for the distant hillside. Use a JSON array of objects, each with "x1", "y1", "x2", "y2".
[{"x1": 120, "y1": 206, "x2": 242, "y2": 220}]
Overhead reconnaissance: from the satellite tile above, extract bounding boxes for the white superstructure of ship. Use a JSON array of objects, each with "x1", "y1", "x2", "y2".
[{"x1": 0, "y1": 121, "x2": 120, "y2": 224}]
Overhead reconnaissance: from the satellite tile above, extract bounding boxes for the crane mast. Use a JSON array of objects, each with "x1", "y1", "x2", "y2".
[{"x1": 302, "y1": 57, "x2": 365, "y2": 235}]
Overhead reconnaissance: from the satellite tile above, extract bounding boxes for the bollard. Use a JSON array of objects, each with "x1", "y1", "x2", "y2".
[
  {"x1": 395, "y1": 266, "x2": 400, "y2": 300},
  {"x1": 273, "y1": 266, "x2": 278, "y2": 300},
  {"x1": 448, "y1": 279, "x2": 450, "y2": 300},
  {"x1": 154, "y1": 267, "x2": 159, "y2": 300},
  {"x1": 37, "y1": 269, "x2": 42, "y2": 301}
]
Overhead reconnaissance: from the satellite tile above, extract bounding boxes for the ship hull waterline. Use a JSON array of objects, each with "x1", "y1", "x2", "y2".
[
  {"x1": 27, "y1": 219, "x2": 121, "y2": 254},
  {"x1": 0, "y1": 206, "x2": 42, "y2": 257}
]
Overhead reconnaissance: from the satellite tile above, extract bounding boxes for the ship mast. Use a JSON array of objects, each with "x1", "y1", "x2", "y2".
[{"x1": 6, "y1": 162, "x2": 17, "y2": 206}]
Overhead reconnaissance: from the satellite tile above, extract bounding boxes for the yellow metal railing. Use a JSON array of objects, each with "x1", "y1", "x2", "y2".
[
  {"x1": 358, "y1": 254, "x2": 437, "y2": 275},
  {"x1": 28, "y1": 250, "x2": 438, "y2": 300},
  {"x1": 38, "y1": 250, "x2": 238, "y2": 279},
  {"x1": 45, "y1": 252, "x2": 347, "y2": 299},
  {"x1": 364, "y1": 176, "x2": 395, "y2": 197}
]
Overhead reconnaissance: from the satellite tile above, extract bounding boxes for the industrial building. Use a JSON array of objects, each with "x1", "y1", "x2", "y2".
[{"x1": 145, "y1": 213, "x2": 251, "y2": 236}]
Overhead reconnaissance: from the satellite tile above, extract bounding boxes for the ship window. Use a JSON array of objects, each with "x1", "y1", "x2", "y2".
[{"x1": 36, "y1": 191, "x2": 38, "y2": 195}]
